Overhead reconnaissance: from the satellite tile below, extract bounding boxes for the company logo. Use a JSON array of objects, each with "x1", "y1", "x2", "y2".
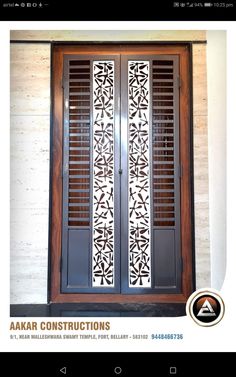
[
  {"x1": 196, "y1": 298, "x2": 216, "y2": 317},
  {"x1": 186, "y1": 289, "x2": 225, "y2": 326}
]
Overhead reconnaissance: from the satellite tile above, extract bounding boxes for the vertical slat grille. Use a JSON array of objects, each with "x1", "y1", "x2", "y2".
[
  {"x1": 68, "y1": 60, "x2": 91, "y2": 227},
  {"x1": 152, "y1": 60, "x2": 176, "y2": 227}
]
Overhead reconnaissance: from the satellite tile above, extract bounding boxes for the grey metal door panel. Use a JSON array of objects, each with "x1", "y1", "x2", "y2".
[
  {"x1": 120, "y1": 55, "x2": 181, "y2": 294},
  {"x1": 61, "y1": 54, "x2": 120, "y2": 293},
  {"x1": 153, "y1": 229, "x2": 178, "y2": 289},
  {"x1": 67, "y1": 229, "x2": 90, "y2": 288}
]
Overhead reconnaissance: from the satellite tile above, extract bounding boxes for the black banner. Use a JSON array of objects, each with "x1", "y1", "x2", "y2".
[
  {"x1": 0, "y1": 352, "x2": 234, "y2": 376},
  {"x1": 1, "y1": 0, "x2": 236, "y2": 21}
]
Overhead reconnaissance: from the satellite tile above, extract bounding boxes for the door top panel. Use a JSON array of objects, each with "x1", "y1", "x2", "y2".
[{"x1": 54, "y1": 44, "x2": 190, "y2": 56}]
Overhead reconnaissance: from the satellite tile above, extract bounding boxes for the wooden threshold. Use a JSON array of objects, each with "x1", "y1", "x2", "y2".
[{"x1": 51, "y1": 293, "x2": 188, "y2": 304}]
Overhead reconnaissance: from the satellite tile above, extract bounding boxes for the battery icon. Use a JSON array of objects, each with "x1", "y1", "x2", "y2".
[{"x1": 204, "y1": 3, "x2": 213, "y2": 6}]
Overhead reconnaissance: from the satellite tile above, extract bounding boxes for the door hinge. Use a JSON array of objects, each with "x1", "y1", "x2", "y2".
[
  {"x1": 61, "y1": 77, "x2": 65, "y2": 90},
  {"x1": 177, "y1": 75, "x2": 181, "y2": 89},
  {"x1": 60, "y1": 256, "x2": 63, "y2": 272},
  {"x1": 178, "y1": 164, "x2": 183, "y2": 179}
]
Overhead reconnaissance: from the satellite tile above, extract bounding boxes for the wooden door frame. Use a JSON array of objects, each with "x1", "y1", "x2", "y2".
[{"x1": 50, "y1": 43, "x2": 194, "y2": 303}]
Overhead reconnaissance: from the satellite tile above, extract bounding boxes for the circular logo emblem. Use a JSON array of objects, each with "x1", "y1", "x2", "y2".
[{"x1": 186, "y1": 290, "x2": 225, "y2": 327}]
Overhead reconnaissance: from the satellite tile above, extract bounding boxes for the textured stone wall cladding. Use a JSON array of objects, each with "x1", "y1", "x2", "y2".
[
  {"x1": 10, "y1": 30, "x2": 207, "y2": 42},
  {"x1": 10, "y1": 31, "x2": 210, "y2": 304},
  {"x1": 193, "y1": 44, "x2": 210, "y2": 288},
  {"x1": 10, "y1": 44, "x2": 50, "y2": 304}
]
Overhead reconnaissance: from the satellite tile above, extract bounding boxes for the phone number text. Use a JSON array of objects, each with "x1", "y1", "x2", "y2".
[{"x1": 151, "y1": 333, "x2": 183, "y2": 340}]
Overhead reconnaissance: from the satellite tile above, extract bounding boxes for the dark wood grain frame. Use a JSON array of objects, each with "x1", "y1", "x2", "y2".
[{"x1": 50, "y1": 44, "x2": 194, "y2": 303}]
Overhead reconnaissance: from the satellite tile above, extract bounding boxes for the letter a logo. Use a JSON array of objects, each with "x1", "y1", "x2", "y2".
[
  {"x1": 197, "y1": 299, "x2": 216, "y2": 317},
  {"x1": 186, "y1": 290, "x2": 225, "y2": 326}
]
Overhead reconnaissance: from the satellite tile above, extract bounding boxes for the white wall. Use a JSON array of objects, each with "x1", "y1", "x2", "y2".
[
  {"x1": 193, "y1": 43, "x2": 210, "y2": 289},
  {"x1": 207, "y1": 31, "x2": 226, "y2": 289},
  {"x1": 10, "y1": 44, "x2": 50, "y2": 304}
]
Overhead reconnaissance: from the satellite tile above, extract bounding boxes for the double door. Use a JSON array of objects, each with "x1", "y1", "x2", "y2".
[{"x1": 51, "y1": 45, "x2": 194, "y2": 302}]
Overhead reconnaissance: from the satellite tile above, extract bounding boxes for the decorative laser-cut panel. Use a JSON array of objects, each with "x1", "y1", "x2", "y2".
[
  {"x1": 92, "y1": 61, "x2": 115, "y2": 287},
  {"x1": 128, "y1": 61, "x2": 151, "y2": 287}
]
